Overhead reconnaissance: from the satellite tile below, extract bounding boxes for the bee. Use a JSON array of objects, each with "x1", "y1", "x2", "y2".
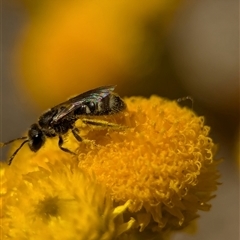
[{"x1": 0, "y1": 85, "x2": 126, "y2": 165}]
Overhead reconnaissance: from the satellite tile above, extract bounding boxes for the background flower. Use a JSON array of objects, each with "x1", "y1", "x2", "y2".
[
  {"x1": 1, "y1": 159, "x2": 135, "y2": 240},
  {"x1": 15, "y1": 0, "x2": 184, "y2": 110}
]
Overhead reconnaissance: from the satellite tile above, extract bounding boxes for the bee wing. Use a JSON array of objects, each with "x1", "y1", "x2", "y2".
[
  {"x1": 68, "y1": 85, "x2": 116, "y2": 103},
  {"x1": 51, "y1": 85, "x2": 116, "y2": 124}
]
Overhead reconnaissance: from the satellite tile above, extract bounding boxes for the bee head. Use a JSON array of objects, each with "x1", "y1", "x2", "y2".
[{"x1": 28, "y1": 123, "x2": 45, "y2": 152}]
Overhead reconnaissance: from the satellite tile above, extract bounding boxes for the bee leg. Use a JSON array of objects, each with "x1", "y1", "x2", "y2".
[
  {"x1": 58, "y1": 135, "x2": 75, "y2": 155},
  {"x1": 82, "y1": 118, "x2": 124, "y2": 129},
  {"x1": 72, "y1": 128, "x2": 82, "y2": 142}
]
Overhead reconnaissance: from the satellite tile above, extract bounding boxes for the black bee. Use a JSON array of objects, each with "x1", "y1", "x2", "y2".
[{"x1": 0, "y1": 85, "x2": 126, "y2": 165}]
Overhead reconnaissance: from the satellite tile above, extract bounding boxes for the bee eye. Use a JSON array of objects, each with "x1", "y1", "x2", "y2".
[
  {"x1": 31, "y1": 135, "x2": 44, "y2": 151},
  {"x1": 87, "y1": 102, "x2": 95, "y2": 112},
  {"x1": 28, "y1": 124, "x2": 45, "y2": 152}
]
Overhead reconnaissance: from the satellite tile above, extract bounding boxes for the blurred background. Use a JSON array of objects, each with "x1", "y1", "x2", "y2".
[{"x1": 1, "y1": 0, "x2": 239, "y2": 239}]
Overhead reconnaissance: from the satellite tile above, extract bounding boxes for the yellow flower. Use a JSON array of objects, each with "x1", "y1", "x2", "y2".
[
  {"x1": 16, "y1": 0, "x2": 185, "y2": 110},
  {"x1": 1, "y1": 161, "x2": 135, "y2": 240},
  {"x1": 1, "y1": 96, "x2": 220, "y2": 239}
]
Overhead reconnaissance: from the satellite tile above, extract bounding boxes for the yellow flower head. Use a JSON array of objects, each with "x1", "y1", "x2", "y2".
[
  {"x1": 1, "y1": 160, "x2": 134, "y2": 240},
  {"x1": 1, "y1": 95, "x2": 220, "y2": 239},
  {"x1": 77, "y1": 96, "x2": 220, "y2": 232}
]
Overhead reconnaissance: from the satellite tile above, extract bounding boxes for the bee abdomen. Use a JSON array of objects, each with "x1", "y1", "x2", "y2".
[{"x1": 96, "y1": 94, "x2": 126, "y2": 115}]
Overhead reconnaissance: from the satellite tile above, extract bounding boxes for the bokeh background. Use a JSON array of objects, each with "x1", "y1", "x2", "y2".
[{"x1": 1, "y1": 0, "x2": 239, "y2": 239}]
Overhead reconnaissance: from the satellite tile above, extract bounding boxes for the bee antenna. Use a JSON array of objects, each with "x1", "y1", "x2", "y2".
[
  {"x1": 0, "y1": 136, "x2": 28, "y2": 165},
  {"x1": 7, "y1": 139, "x2": 29, "y2": 165},
  {"x1": 0, "y1": 136, "x2": 28, "y2": 147}
]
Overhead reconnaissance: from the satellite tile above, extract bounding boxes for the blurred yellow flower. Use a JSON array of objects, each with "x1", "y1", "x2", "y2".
[
  {"x1": 15, "y1": 0, "x2": 185, "y2": 109},
  {"x1": 1, "y1": 95, "x2": 220, "y2": 239},
  {"x1": 1, "y1": 161, "x2": 135, "y2": 240}
]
